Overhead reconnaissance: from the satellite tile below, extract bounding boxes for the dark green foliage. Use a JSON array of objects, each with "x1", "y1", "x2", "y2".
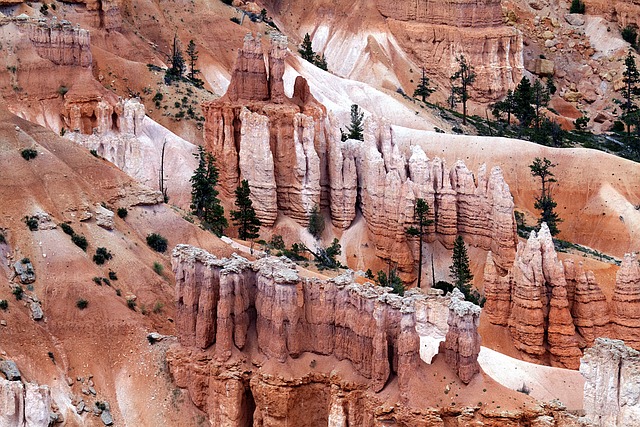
[
  {"x1": 376, "y1": 269, "x2": 404, "y2": 296},
  {"x1": 93, "y1": 277, "x2": 102, "y2": 285},
  {"x1": 220, "y1": 0, "x2": 232, "y2": 4},
  {"x1": 126, "y1": 298, "x2": 137, "y2": 310},
  {"x1": 0, "y1": 232, "x2": 5, "y2": 244},
  {"x1": 342, "y1": 104, "x2": 364, "y2": 141},
  {"x1": 546, "y1": 77, "x2": 557, "y2": 95},
  {"x1": 314, "y1": 53, "x2": 328, "y2": 71},
  {"x1": 532, "y1": 79, "x2": 550, "y2": 129},
  {"x1": 186, "y1": 40, "x2": 203, "y2": 86},
  {"x1": 21, "y1": 148, "x2": 38, "y2": 161},
  {"x1": 153, "y1": 261, "x2": 164, "y2": 275},
  {"x1": 190, "y1": 146, "x2": 227, "y2": 236},
  {"x1": 492, "y1": 89, "x2": 516, "y2": 124},
  {"x1": 307, "y1": 204, "x2": 325, "y2": 239},
  {"x1": 108, "y1": 270, "x2": 118, "y2": 281},
  {"x1": 166, "y1": 34, "x2": 186, "y2": 83},
  {"x1": 405, "y1": 198, "x2": 434, "y2": 289},
  {"x1": 12, "y1": 286, "x2": 23, "y2": 301},
  {"x1": 102, "y1": 278, "x2": 111, "y2": 286},
  {"x1": 365, "y1": 269, "x2": 374, "y2": 280},
  {"x1": 231, "y1": 180, "x2": 261, "y2": 240},
  {"x1": 513, "y1": 77, "x2": 535, "y2": 127},
  {"x1": 618, "y1": 51, "x2": 640, "y2": 140},
  {"x1": 71, "y1": 234, "x2": 88, "y2": 251},
  {"x1": 90, "y1": 149, "x2": 99, "y2": 157},
  {"x1": 570, "y1": 0, "x2": 585, "y2": 13},
  {"x1": 310, "y1": 239, "x2": 342, "y2": 270},
  {"x1": 147, "y1": 233, "x2": 168, "y2": 253},
  {"x1": 24, "y1": 216, "x2": 38, "y2": 231},
  {"x1": 76, "y1": 299, "x2": 88, "y2": 310},
  {"x1": 278, "y1": 243, "x2": 308, "y2": 262},
  {"x1": 59, "y1": 223, "x2": 74, "y2": 236},
  {"x1": 21, "y1": 257, "x2": 30, "y2": 264},
  {"x1": 529, "y1": 157, "x2": 562, "y2": 236},
  {"x1": 434, "y1": 281, "x2": 454, "y2": 295},
  {"x1": 574, "y1": 116, "x2": 589, "y2": 130},
  {"x1": 230, "y1": 17, "x2": 241, "y2": 24},
  {"x1": 0, "y1": 300, "x2": 8, "y2": 310},
  {"x1": 270, "y1": 235, "x2": 285, "y2": 251},
  {"x1": 260, "y1": 8, "x2": 268, "y2": 20},
  {"x1": 530, "y1": 117, "x2": 565, "y2": 147},
  {"x1": 299, "y1": 33, "x2": 315, "y2": 62},
  {"x1": 117, "y1": 207, "x2": 128, "y2": 219},
  {"x1": 57, "y1": 86, "x2": 69, "y2": 96},
  {"x1": 612, "y1": 120, "x2": 626, "y2": 132},
  {"x1": 93, "y1": 247, "x2": 112, "y2": 265},
  {"x1": 450, "y1": 55, "x2": 476, "y2": 125},
  {"x1": 40, "y1": 3, "x2": 48, "y2": 15},
  {"x1": 413, "y1": 67, "x2": 435, "y2": 102},
  {"x1": 514, "y1": 211, "x2": 535, "y2": 238},
  {"x1": 622, "y1": 26, "x2": 638, "y2": 48},
  {"x1": 450, "y1": 235, "x2": 473, "y2": 293}
]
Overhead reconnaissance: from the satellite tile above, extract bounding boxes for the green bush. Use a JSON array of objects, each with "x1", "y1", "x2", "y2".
[
  {"x1": 90, "y1": 149, "x2": 99, "y2": 157},
  {"x1": 126, "y1": 298, "x2": 137, "y2": 310},
  {"x1": 307, "y1": 205, "x2": 325, "y2": 239},
  {"x1": 0, "y1": 300, "x2": 8, "y2": 310},
  {"x1": 12, "y1": 286, "x2": 23, "y2": 301},
  {"x1": 24, "y1": 216, "x2": 39, "y2": 231},
  {"x1": 0, "y1": 232, "x2": 5, "y2": 244},
  {"x1": 76, "y1": 299, "x2": 88, "y2": 310},
  {"x1": 147, "y1": 233, "x2": 168, "y2": 253},
  {"x1": 622, "y1": 26, "x2": 638, "y2": 48},
  {"x1": 21, "y1": 148, "x2": 38, "y2": 161},
  {"x1": 108, "y1": 270, "x2": 118, "y2": 280},
  {"x1": 93, "y1": 277, "x2": 102, "y2": 285},
  {"x1": 93, "y1": 247, "x2": 112, "y2": 265},
  {"x1": 434, "y1": 281, "x2": 454, "y2": 295},
  {"x1": 569, "y1": 0, "x2": 585, "y2": 13},
  {"x1": 71, "y1": 234, "x2": 88, "y2": 251},
  {"x1": 153, "y1": 261, "x2": 164, "y2": 275},
  {"x1": 102, "y1": 278, "x2": 111, "y2": 286},
  {"x1": 117, "y1": 207, "x2": 128, "y2": 219},
  {"x1": 59, "y1": 223, "x2": 74, "y2": 236}
]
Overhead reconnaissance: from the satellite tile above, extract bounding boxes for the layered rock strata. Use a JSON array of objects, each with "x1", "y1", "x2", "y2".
[
  {"x1": 581, "y1": 338, "x2": 640, "y2": 427},
  {"x1": 376, "y1": 0, "x2": 523, "y2": 101},
  {"x1": 611, "y1": 253, "x2": 640, "y2": 349},
  {"x1": 204, "y1": 33, "x2": 518, "y2": 277},
  {"x1": 172, "y1": 244, "x2": 480, "y2": 386},
  {"x1": 484, "y1": 224, "x2": 583, "y2": 368},
  {"x1": 23, "y1": 18, "x2": 92, "y2": 67}
]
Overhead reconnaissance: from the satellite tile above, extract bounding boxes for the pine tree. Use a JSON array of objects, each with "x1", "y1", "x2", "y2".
[
  {"x1": 405, "y1": 198, "x2": 434, "y2": 289},
  {"x1": 532, "y1": 79, "x2": 550, "y2": 129},
  {"x1": 343, "y1": 104, "x2": 364, "y2": 141},
  {"x1": 620, "y1": 51, "x2": 640, "y2": 140},
  {"x1": 450, "y1": 55, "x2": 476, "y2": 125},
  {"x1": 299, "y1": 33, "x2": 315, "y2": 62},
  {"x1": 413, "y1": 67, "x2": 435, "y2": 102},
  {"x1": 513, "y1": 76, "x2": 535, "y2": 127},
  {"x1": 314, "y1": 53, "x2": 328, "y2": 71},
  {"x1": 167, "y1": 33, "x2": 186, "y2": 81},
  {"x1": 492, "y1": 89, "x2": 516, "y2": 124},
  {"x1": 529, "y1": 157, "x2": 562, "y2": 236},
  {"x1": 308, "y1": 204, "x2": 325, "y2": 238},
  {"x1": 186, "y1": 40, "x2": 200, "y2": 81},
  {"x1": 190, "y1": 146, "x2": 228, "y2": 236},
  {"x1": 230, "y1": 179, "x2": 261, "y2": 240},
  {"x1": 449, "y1": 235, "x2": 473, "y2": 295}
]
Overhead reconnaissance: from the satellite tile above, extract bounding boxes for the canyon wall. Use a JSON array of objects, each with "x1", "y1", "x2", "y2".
[
  {"x1": 376, "y1": 0, "x2": 523, "y2": 101},
  {"x1": 581, "y1": 338, "x2": 640, "y2": 427},
  {"x1": 0, "y1": 379, "x2": 52, "y2": 427},
  {"x1": 484, "y1": 224, "x2": 640, "y2": 369},
  {"x1": 204, "y1": 33, "x2": 518, "y2": 280}
]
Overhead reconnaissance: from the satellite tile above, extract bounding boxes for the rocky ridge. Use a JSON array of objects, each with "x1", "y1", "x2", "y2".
[
  {"x1": 484, "y1": 223, "x2": 640, "y2": 368},
  {"x1": 204, "y1": 33, "x2": 518, "y2": 280}
]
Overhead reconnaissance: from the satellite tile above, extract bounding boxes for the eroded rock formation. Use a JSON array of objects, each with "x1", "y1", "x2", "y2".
[
  {"x1": 0, "y1": 379, "x2": 52, "y2": 427},
  {"x1": 376, "y1": 0, "x2": 523, "y2": 101},
  {"x1": 581, "y1": 338, "x2": 640, "y2": 427},
  {"x1": 23, "y1": 19, "x2": 92, "y2": 67},
  {"x1": 611, "y1": 253, "x2": 640, "y2": 349},
  {"x1": 204, "y1": 33, "x2": 518, "y2": 279}
]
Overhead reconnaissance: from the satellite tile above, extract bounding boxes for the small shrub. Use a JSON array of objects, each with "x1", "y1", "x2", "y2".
[
  {"x1": 153, "y1": 301, "x2": 164, "y2": 314},
  {"x1": 307, "y1": 204, "x2": 325, "y2": 238},
  {"x1": 147, "y1": 233, "x2": 168, "y2": 253},
  {"x1": 21, "y1": 148, "x2": 38, "y2": 161},
  {"x1": 102, "y1": 278, "x2": 111, "y2": 286},
  {"x1": 12, "y1": 286, "x2": 23, "y2": 301},
  {"x1": 93, "y1": 247, "x2": 112, "y2": 265},
  {"x1": 117, "y1": 207, "x2": 128, "y2": 219},
  {"x1": 0, "y1": 232, "x2": 5, "y2": 244},
  {"x1": 517, "y1": 383, "x2": 531, "y2": 395},
  {"x1": 230, "y1": 17, "x2": 241, "y2": 24},
  {"x1": 71, "y1": 234, "x2": 88, "y2": 251},
  {"x1": 116, "y1": 289, "x2": 122, "y2": 296},
  {"x1": 569, "y1": 0, "x2": 585, "y2": 13},
  {"x1": 434, "y1": 281, "x2": 454, "y2": 295},
  {"x1": 108, "y1": 270, "x2": 118, "y2": 280},
  {"x1": 40, "y1": 3, "x2": 49, "y2": 15},
  {"x1": 21, "y1": 257, "x2": 30, "y2": 264},
  {"x1": 59, "y1": 223, "x2": 74, "y2": 236},
  {"x1": 126, "y1": 298, "x2": 137, "y2": 310},
  {"x1": 93, "y1": 277, "x2": 102, "y2": 285},
  {"x1": 95, "y1": 401, "x2": 107, "y2": 411},
  {"x1": 76, "y1": 299, "x2": 88, "y2": 310},
  {"x1": 270, "y1": 235, "x2": 285, "y2": 250},
  {"x1": 611, "y1": 120, "x2": 626, "y2": 133},
  {"x1": 622, "y1": 25, "x2": 638, "y2": 48},
  {"x1": 220, "y1": 0, "x2": 233, "y2": 4},
  {"x1": 24, "y1": 216, "x2": 39, "y2": 231},
  {"x1": 90, "y1": 149, "x2": 99, "y2": 157},
  {"x1": 57, "y1": 85, "x2": 69, "y2": 96},
  {"x1": 0, "y1": 300, "x2": 8, "y2": 310},
  {"x1": 153, "y1": 261, "x2": 164, "y2": 275}
]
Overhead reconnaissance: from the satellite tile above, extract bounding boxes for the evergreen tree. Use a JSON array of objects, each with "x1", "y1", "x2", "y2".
[
  {"x1": 314, "y1": 53, "x2": 328, "y2": 71},
  {"x1": 449, "y1": 235, "x2": 474, "y2": 296},
  {"x1": 376, "y1": 268, "x2": 405, "y2": 296},
  {"x1": 308, "y1": 204, "x2": 325, "y2": 238},
  {"x1": 532, "y1": 79, "x2": 550, "y2": 129},
  {"x1": 413, "y1": 67, "x2": 435, "y2": 102},
  {"x1": 492, "y1": 89, "x2": 516, "y2": 124},
  {"x1": 167, "y1": 33, "x2": 186, "y2": 82},
  {"x1": 529, "y1": 157, "x2": 562, "y2": 236},
  {"x1": 343, "y1": 104, "x2": 364, "y2": 141},
  {"x1": 513, "y1": 76, "x2": 535, "y2": 127},
  {"x1": 299, "y1": 33, "x2": 315, "y2": 62},
  {"x1": 230, "y1": 179, "x2": 261, "y2": 240},
  {"x1": 450, "y1": 55, "x2": 476, "y2": 125},
  {"x1": 570, "y1": 0, "x2": 585, "y2": 13},
  {"x1": 190, "y1": 146, "x2": 228, "y2": 236},
  {"x1": 186, "y1": 40, "x2": 200, "y2": 81},
  {"x1": 620, "y1": 51, "x2": 640, "y2": 140},
  {"x1": 405, "y1": 198, "x2": 434, "y2": 289}
]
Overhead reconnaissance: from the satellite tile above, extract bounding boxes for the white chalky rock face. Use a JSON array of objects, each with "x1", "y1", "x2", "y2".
[
  {"x1": 0, "y1": 379, "x2": 52, "y2": 427},
  {"x1": 581, "y1": 338, "x2": 640, "y2": 427}
]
